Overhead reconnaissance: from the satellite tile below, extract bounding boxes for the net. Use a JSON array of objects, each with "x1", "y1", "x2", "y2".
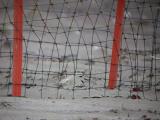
[{"x1": 0, "y1": 0, "x2": 160, "y2": 100}]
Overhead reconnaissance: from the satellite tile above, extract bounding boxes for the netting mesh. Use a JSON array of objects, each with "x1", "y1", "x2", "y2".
[{"x1": 0, "y1": 0, "x2": 160, "y2": 100}]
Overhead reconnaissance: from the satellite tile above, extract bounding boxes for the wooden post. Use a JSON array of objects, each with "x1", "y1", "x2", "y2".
[
  {"x1": 108, "y1": 0, "x2": 125, "y2": 89},
  {"x1": 12, "y1": 0, "x2": 23, "y2": 96}
]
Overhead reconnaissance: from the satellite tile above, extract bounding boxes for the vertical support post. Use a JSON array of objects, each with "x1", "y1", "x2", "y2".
[
  {"x1": 108, "y1": 0, "x2": 125, "y2": 89},
  {"x1": 12, "y1": 0, "x2": 23, "y2": 96}
]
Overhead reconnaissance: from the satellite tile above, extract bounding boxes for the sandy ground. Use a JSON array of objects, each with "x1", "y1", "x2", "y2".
[{"x1": 0, "y1": 97, "x2": 160, "y2": 120}]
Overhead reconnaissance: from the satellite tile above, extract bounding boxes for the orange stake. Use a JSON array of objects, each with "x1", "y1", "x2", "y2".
[
  {"x1": 12, "y1": 0, "x2": 23, "y2": 96},
  {"x1": 108, "y1": 0, "x2": 125, "y2": 89}
]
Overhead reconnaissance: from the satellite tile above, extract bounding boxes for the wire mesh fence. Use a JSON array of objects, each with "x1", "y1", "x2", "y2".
[{"x1": 0, "y1": 0, "x2": 160, "y2": 100}]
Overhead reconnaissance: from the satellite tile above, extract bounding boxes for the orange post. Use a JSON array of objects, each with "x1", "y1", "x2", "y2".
[
  {"x1": 108, "y1": 0, "x2": 125, "y2": 89},
  {"x1": 12, "y1": 0, "x2": 23, "y2": 96}
]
